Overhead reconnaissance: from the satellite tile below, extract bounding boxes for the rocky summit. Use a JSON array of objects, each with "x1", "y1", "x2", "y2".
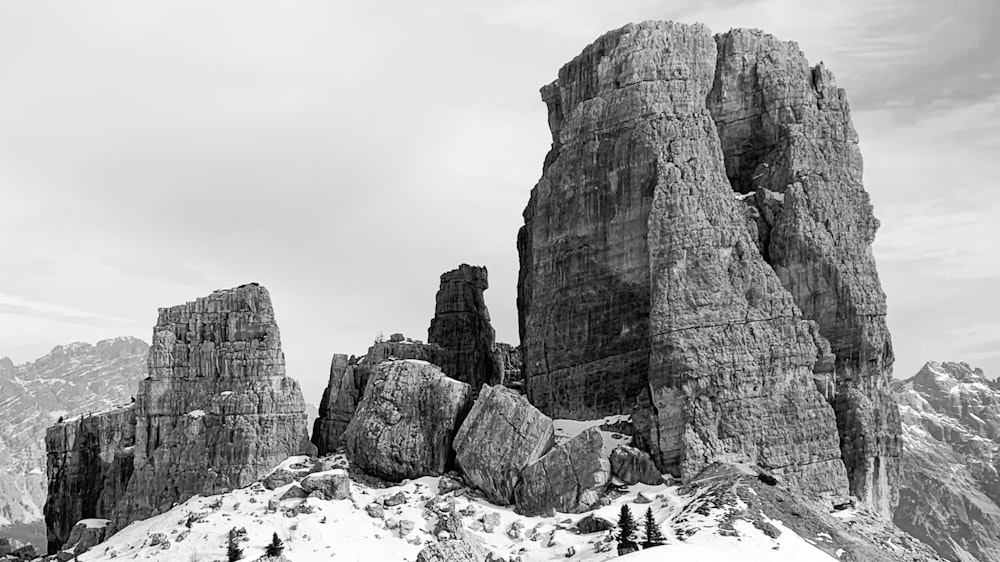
[
  {"x1": 517, "y1": 21, "x2": 898, "y2": 514},
  {"x1": 41, "y1": 284, "x2": 314, "y2": 554},
  {"x1": 893, "y1": 362, "x2": 1000, "y2": 562}
]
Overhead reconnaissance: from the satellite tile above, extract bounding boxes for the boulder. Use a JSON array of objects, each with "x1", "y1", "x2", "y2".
[
  {"x1": 514, "y1": 427, "x2": 610, "y2": 516},
  {"x1": 343, "y1": 360, "x2": 472, "y2": 481},
  {"x1": 453, "y1": 385, "x2": 554, "y2": 505},
  {"x1": 299, "y1": 470, "x2": 350, "y2": 500},
  {"x1": 576, "y1": 514, "x2": 614, "y2": 534},
  {"x1": 416, "y1": 540, "x2": 487, "y2": 562},
  {"x1": 609, "y1": 445, "x2": 662, "y2": 485}
]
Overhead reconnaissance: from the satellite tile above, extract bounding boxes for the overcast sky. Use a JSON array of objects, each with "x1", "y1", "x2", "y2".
[{"x1": 1, "y1": 0, "x2": 997, "y2": 401}]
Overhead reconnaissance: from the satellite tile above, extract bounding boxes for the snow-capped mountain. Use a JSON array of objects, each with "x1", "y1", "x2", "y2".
[
  {"x1": 0, "y1": 338, "x2": 147, "y2": 546},
  {"x1": 892, "y1": 361, "x2": 1000, "y2": 562}
]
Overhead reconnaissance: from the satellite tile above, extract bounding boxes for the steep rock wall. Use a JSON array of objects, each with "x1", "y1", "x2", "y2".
[
  {"x1": 110, "y1": 284, "x2": 314, "y2": 531},
  {"x1": 43, "y1": 406, "x2": 135, "y2": 553},
  {"x1": 516, "y1": 21, "x2": 900, "y2": 505},
  {"x1": 707, "y1": 28, "x2": 900, "y2": 517}
]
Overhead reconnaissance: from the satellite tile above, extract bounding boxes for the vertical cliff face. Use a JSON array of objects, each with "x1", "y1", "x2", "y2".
[
  {"x1": 707, "y1": 28, "x2": 900, "y2": 517},
  {"x1": 43, "y1": 406, "x2": 135, "y2": 553},
  {"x1": 518, "y1": 21, "x2": 898, "y2": 508},
  {"x1": 111, "y1": 284, "x2": 314, "y2": 531},
  {"x1": 428, "y1": 264, "x2": 503, "y2": 390}
]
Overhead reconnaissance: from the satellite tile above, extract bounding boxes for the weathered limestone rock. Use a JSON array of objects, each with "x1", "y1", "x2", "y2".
[
  {"x1": 494, "y1": 343, "x2": 523, "y2": 390},
  {"x1": 61, "y1": 520, "x2": 110, "y2": 557},
  {"x1": 416, "y1": 540, "x2": 486, "y2": 562},
  {"x1": 299, "y1": 470, "x2": 351, "y2": 500},
  {"x1": 428, "y1": 264, "x2": 503, "y2": 390},
  {"x1": 312, "y1": 265, "x2": 518, "y2": 455},
  {"x1": 609, "y1": 445, "x2": 662, "y2": 486},
  {"x1": 43, "y1": 406, "x2": 135, "y2": 553},
  {"x1": 892, "y1": 362, "x2": 1000, "y2": 562},
  {"x1": 453, "y1": 385, "x2": 554, "y2": 505},
  {"x1": 312, "y1": 340, "x2": 447, "y2": 455},
  {"x1": 514, "y1": 427, "x2": 610, "y2": 516},
  {"x1": 343, "y1": 360, "x2": 472, "y2": 481},
  {"x1": 517, "y1": 21, "x2": 852, "y2": 505},
  {"x1": 708, "y1": 27, "x2": 900, "y2": 517},
  {"x1": 111, "y1": 284, "x2": 314, "y2": 532}
]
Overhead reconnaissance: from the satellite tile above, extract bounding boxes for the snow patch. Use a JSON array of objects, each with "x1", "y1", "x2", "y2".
[{"x1": 187, "y1": 410, "x2": 206, "y2": 419}]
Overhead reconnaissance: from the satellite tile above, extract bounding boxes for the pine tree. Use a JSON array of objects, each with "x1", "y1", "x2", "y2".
[
  {"x1": 616, "y1": 505, "x2": 639, "y2": 555},
  {"x1": 227, "y1": 528, "x2": 243, "y2": 562},
  {"x1": 642, "y1": 507, "x2": 666, "y2": 548},
  {"x1": 265, "y1": 532, "x2": 284, "y2": 557}
]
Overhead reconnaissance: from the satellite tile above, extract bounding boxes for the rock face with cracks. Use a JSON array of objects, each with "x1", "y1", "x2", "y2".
[
  {"x1": 517, "y1": 21, "x2": 897, "y2": 511},
  {"x1": 514, "y1": 427, "x2": 610, "y2": 516},
  {"x1": 453, "y1": 384, "x2": 554, "y2": 505},
  {"x1": 428, "y1": 264, "x2": 503, "y2": 391},
  {"x1": 43, "y1": 406, "x2": 135, "y2": 553},
  {"x1": 110, "y1": 284, "x2": 315, "y2": 532},
  {"x1": 342, "y1": 360, "x2": 472, "y2": 481}
]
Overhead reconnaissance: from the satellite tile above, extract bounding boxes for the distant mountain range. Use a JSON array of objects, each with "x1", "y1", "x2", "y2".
[
  {"x1": 893, "y1": 361, "x2": 1000, "y2": 562},
  {"x1": 0, "y1": 337, "x2": 148, "y2": 548}
]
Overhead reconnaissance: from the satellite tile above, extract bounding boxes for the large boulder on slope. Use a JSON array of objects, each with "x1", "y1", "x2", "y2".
[
  {"x1": 609, "y1": 444, "x2": 663, "y2": 485},
  {"x1": 343, "y1": 360, "x2": 472, "y2": 481},
  {"x1": 453, "y1": 385, "x2": 554, "y2": 505},
  {"x1": 514, "y1": 427, "x2": 610, "y2": 516},
  {"x1": 416, "y1": 540, "x2": 486, "y2": 562}
]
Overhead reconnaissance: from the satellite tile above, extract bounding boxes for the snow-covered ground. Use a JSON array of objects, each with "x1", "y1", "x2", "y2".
[{"x1": 75, "y1": 455, "x2": 836, "y2": 562}]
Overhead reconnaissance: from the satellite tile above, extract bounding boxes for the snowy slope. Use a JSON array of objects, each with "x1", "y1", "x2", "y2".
[{"x1": 75, "y1": 455, "x2": 837, "y2": 562}]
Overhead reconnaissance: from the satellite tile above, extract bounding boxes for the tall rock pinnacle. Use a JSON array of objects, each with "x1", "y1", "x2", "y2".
[
  {"x1": 517, "y1": 21, "x2": 900, "y2": 513},
  {"x1": 428, "y1": 264, "x2": 502, "y2": 390},
  {"x1": 110, "y1": 283, "x2": 314, "y2": 531}
]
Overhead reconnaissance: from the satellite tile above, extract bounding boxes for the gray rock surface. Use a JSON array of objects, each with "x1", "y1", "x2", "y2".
[
  {"x1": 43, "y1": 406, "x2": 135, "y2": 553},
  {"x1": 892, "y1": 361, "x2": 1000, "y2": 562},
  {"x1": 517, "y1": 20, "x2": 854, "y2": 506},
  {"x1": 708, "y1": 27, "x2": 900, "y2": 518},
  {"x1": 343, "y1": 360, "x2": 471, "y2": 481},
  {"x1": 312, "y1": 341, "x2": 449, "y2": 455},
  {"x1": 453, "y1": 385, "x2": 554, "y2": 505},
  {"x1": 111, "y1": 284, "x2": 314, "y2": 532},
  {"x1": 514, "y1": 427, "x2": 610, "y2": 516},
  {"x1": 428, "y1": 264, "x2": 503, "y2": 390},
  {"x1": 299, "y1": 470, "x2": 351, "y2": 501},
  {"x1": 416, "y1": 540, "x2": 486, "y2": 562},
  {"x1": 0, "y1": 337, "x2": 146, "y2": 546},
  {"x1": 609, "y1": 445, "x2": 662, "y2": 486}
]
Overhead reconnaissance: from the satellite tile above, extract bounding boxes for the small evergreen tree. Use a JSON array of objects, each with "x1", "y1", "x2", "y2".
[
  {"x1": 616, "y1": 505, "x2": 638, "y2": 555},
  {"x1": 642, "y1": 507, "x2": 666, "y2": 548},
  {"x1": 265, "y1": 532, "x2": 284, "y2": 557},
  {"x1": 227, "y1": 528, "x2": 243, "y2": 562}
]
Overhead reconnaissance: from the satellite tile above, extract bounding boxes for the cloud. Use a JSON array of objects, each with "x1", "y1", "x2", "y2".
[{"x1": 0, "y1": 293, "x2": 139, "y2": 326}]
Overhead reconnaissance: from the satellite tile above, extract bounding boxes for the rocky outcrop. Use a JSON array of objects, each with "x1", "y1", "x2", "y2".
[
  {"x1": 453, "y1": 385, "x2": 554, "y2": 505},
  {"x1": 517, "y1": 21, "x2": 863, "y2": 506},
  {"x1": 312, "y1": 340, "x2": 447, "y2": 456},
  {"x1": 494, "y1": 343, "x2": 523, "y2": 390},
  {"x1": 609, "y1": 445, "x2": 662, "y2": 486},
  {"x1": 416, "y1": 540, "x2": 487, "y2": 562},
  {"x1": 0, "y1": 337, "x2": 146, "y2": 541},
  {"x1": 428, "y1": 265, "x2": 502, "y2": 390},
  {"x1": 312, "y1": 265, "x2": 519, "y2": 455},
  {"x1": 513, "y1": 427, "x2": 610, "y2": 516},
  {"x1": 43, "y1": 406, "x2": 135, "y2": 553},
  {"x1": 111, "y1": 284, "x2": 314, "y2": 532},
  {"x1": 343, "y1": 360, "x2": 472, "y2": 481},
  {"x1": 892, "y1": 362, "x2": 1000, "y2": 562},
  {"x1": 708, "y1": 27, "x2": 900, "y2": 518}
]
